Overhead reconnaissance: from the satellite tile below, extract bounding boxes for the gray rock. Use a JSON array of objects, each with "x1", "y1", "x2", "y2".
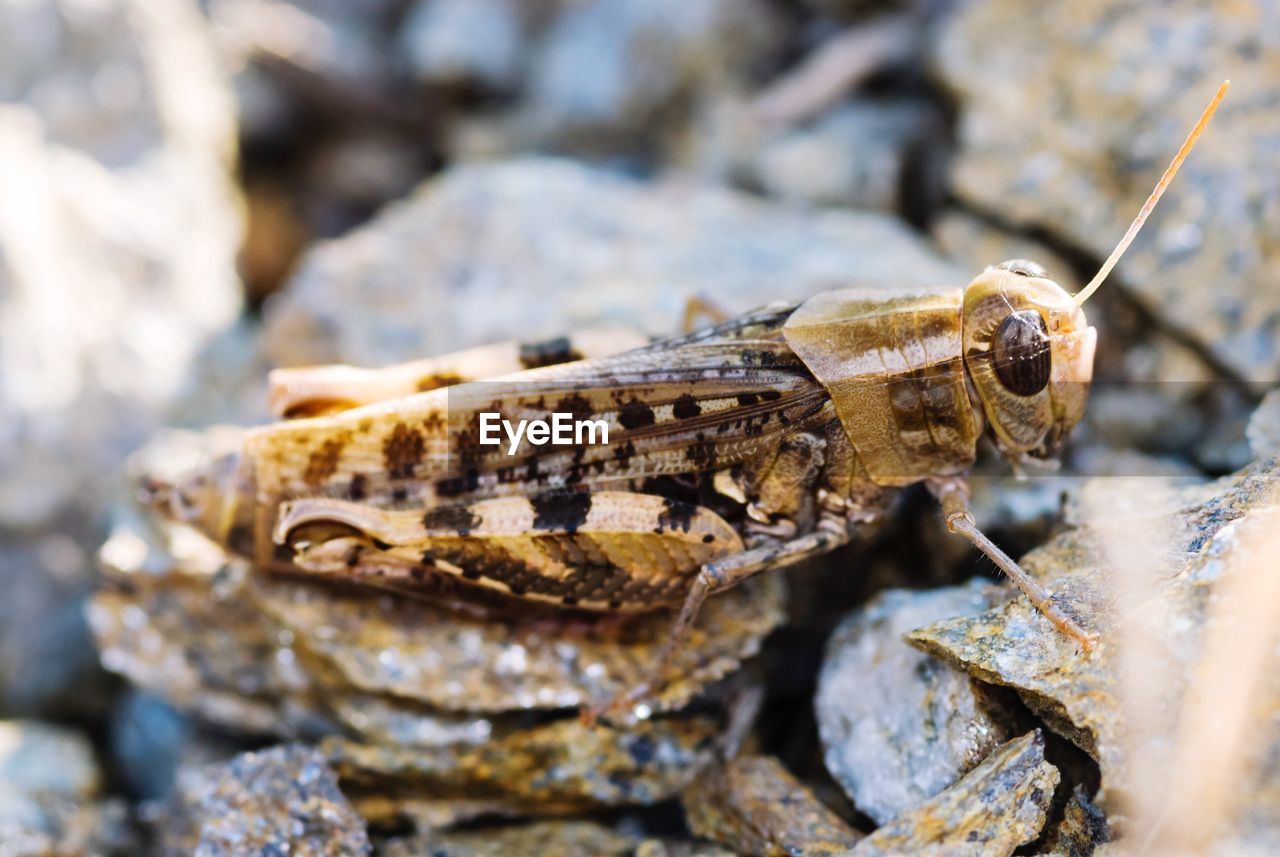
[
  {"x1": 683, "y1": 754, "x2": 865, "y2": 855},
  {"x1": 1033, "y1": 785, "x2": 1111, "y2": 857},
  {"x1": 264, "y1": 157, "x2": 965, "y2": 367},
  {"x1": 525, "y1": 0, "x2": 780, "y2": 142},
  {"x1": 322, "y1": 717, "x2": 718, "y2": 820},
  {"x1": 207, "y1": 0, "x2": 400, "y2": 96},
  {"x1": 399, "y1": 0, "x2": 529, "y2": 92},
  {"x1": 817, "y1": 580, "x2": 1013, "y2": 824},
  {"x1": 908, "y1": 458, "x2": 1280, "y2": 853},
  {"x1": 382, "y1": 821, "x2": 640, "y2": 857},
  {"x1": 0, "y1": 535, "x2": 110, "y2": 716},
  {"x1": 0, "y1": 0, "x2": 240, "y2": 720},
  {"x1": 1247, "y1": 389, "x2": 1280, "y2": 460},
  {"x1": 0, "y1": 720, "x2": 134, "y2": 855},
  {"x1": 852, "y1": 731, "x2": 1059, "y2": 857},
  {"x1": 935, "y1": 1, "x2": 1280, "y2": 384},
  {"x1": 0, "y1": 720, "x2": 99, "y2": 799},
  {"x1": 110, "y1": 691, "x2": 193, "y2": 801},
  {"x1": 932, "y1": 211, "x2": 1083, "y2": 296},
  {"x1": 159, "y1": 744, "x2": 372, "y2": 857},
  {"x1": 751, "y1": 98, "x2": 944, "y2": 213},
  {"x1": 0, "y1": 0, "x2": 241, "y2": 530}
]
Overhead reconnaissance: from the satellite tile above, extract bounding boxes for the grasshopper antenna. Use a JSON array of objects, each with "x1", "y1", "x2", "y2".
[{"x1": 1075, "y1": 79, "x2": 1229, "y2": 307}]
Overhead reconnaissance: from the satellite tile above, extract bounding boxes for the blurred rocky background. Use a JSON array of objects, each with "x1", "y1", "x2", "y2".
[{"x1": 2, "y1": 0, "x2": 1277, "y2": 854}]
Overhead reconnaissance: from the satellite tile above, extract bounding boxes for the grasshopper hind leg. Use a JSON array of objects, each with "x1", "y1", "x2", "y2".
[{"x1": 584, "y1": 527, "x2": 847, "y2": 727}]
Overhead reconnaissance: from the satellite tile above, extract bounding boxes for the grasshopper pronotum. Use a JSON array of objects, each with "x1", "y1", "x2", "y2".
[{"x1": 145, "y1": 82, "x2": 1227, "y2": 720}]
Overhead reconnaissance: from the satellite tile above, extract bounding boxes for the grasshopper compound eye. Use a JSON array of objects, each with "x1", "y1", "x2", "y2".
[{"x1": 991, "y1": 310, "x2": 1051, "y2": 396}]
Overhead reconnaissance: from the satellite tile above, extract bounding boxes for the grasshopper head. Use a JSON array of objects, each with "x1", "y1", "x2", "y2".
[{"x1": 961, "y1": 260, "x2": 1097, "y2": 468}]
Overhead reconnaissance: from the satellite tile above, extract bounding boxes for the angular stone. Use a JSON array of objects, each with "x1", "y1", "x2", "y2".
[
  {"x1": 1033, "y1": 785, "x2": 1111, "y2": 857},
  {"x1": 255, "y1": 570, "x2": 785, "y2": 716},
  {"x1": 158, "y1": 744, "x2": 371, "y2": 857},
  {"x1": 0, "y1": 0, "x2": 241, "y2": 530},
  {"x1": 381, "y1": 821, "x2": 638, "y2": 857},
  {"x1": 91, "y1": 516, "x2": 327, "y2": 738},
  {"x1": 0, "y1": 721, "x2": 98, "y2": 801},
  {"x1": 399, "y1": 0, "x2": 529, "y2": 92},
  {"x1": 932, "y1": 211, "x2": 1083, "y2": 295},
  {"x1": 907, "y1": 458, "x2": 1280, "y2": 852},
  {"x1": 1247, "y1": 389, "x2": 1280, "y2": 460},
  {"x1": 816, "y1": 580, "x2": 1014, "y2": 824},
  {"x1": 0, "y1": 720, "x2": 134, "y2": 856},
  {"x1": 749, "y1": 98, "x2": 944, "y2": 213},
  {"x1": 851, "y1": 731, "x2": 1059, "y2": 857},
  {"x1": 323, "y1": 716, "x2": 718, "y2": 819},
  {"x1": 683, "y1": 754, "x2": 863, "y2": 855},
  {"x1": 526, "y1": 0, "x2": 779, "y2": 140}
]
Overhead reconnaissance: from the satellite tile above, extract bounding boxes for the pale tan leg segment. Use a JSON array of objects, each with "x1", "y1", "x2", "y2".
[
  {"x1": 928, "y1": 478, "x2": 1095, "y2": 650},
  {"x1": 584, "y1": 528, "x2": 845, "y2": 726},
  {"x1": 681, "y1": 295, "x2": 733, "y2": 334}
]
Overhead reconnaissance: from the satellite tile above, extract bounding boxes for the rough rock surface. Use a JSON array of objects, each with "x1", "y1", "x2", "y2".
[
  {"x1": 1247, "y1": 389, "x2": 1280, "y2": 459},
  {"x1": 683, "y1": 754, "x2": 864, "y2": 855},
  {"x1": 524, "y1": 0, "x2": 779, "y2": 143},
  {"x1": 382, "y1": 821, "x2": 738, "y2": 857},
  {"x1": 157, "y1": 744, "x2": 372, "y2": 857},
  {"x1": 0, "y1": 0, "x2": 241, "y2": 528},
  {"x1": 1034, "y1": 785, "x2": 1111, "y2": 857},
  {"x1": 0, "y1": 720, "x2": 133, "y2": 855},
  {"x1": 935, "y1": 0, "x2": 1280, "y2": 384},
  {"x1": 747, "y1": 98, "x2": 944, "y2": 213},
  {"x1": 263, "y1": 158, "x2": 965, "y2": 367},
  {"x1": 908, "y1": 457, "x2": 1280, "y2": 853},
  {"x1": 325, "y1": 717, "x2": 718, "y2": 821},
  {"x1": 851, "y1": 731, "x2": 1059, "y2": 857},
  {"x1": 93, "y1": 504, "x2": 786, "y2": 724},
  {"x1": 816, "y1": 580, "x2": 1014, "y2": 824},
  {"x1": 0, "y1": 0, "x2": 241, "y2": 717},
  {"x1": 382, "y1": 820, "x2": 640, "y2": 857}
]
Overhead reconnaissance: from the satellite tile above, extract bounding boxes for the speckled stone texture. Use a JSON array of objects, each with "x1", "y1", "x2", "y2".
[
  {"x1": 158, "y1": 744, "x2": 372, "y2": 857},
  {"x1": 263, "y1": 158, "x2": 965, "y2": 368},
  {"x1": 908, "y1": 456, "x2": 1280, "y2": 853},
  {"x1": 816, "y1": 580, "x2": 1014, "y2": 824},
  {"x1": 851, "y1": 731, "x2": 1059, "y2": 857},
  {"x1": 683, "y1": 754, "x2": 864, "y2": 855},
  {"x1": 935, "y1": 0, "x2": 1280, "y2": 385}
]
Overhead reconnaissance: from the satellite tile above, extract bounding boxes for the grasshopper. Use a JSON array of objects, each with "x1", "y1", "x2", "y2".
[{"x1": 145, "y1": 82, "x2": 1226, "y2": 720}]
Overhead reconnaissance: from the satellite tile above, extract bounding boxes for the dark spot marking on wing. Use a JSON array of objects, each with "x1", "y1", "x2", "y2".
[
  {"x1": 303, "y1": 437, "x2": 346, "y2": 487},
  {"x1": 531, "y1": 490, "x2": 593, "y2": 534},
  {"x1": 423, "y1": 504, "x2": 482, "y2": 536},
  {"x1": 348, "y1": 473, "x2": 368, "y2": 501},
  {"x1": 736, "y1": 393, "x2": 759, "y2": 407},
  {"x1": 383, "y1": 423, "x2": 425, "y2": 479},
  {"x1": 702, "y1": 534, "x2": 715, "y2": 544},
  {"x1": 618, "y1": 398, "x2": 656, "y2": 430},
  {"x1": 656, "y1": 497, "x2": 697, "y2": 534},
  {"x1": 685, "y1": 433, "x2": 717, "y2": 469},
  {"x1": 415, "y1": 372, "x2": 465, "y2": 392},
  {"x1": 673, "y1": 393, "x2": 701, "y2": 420},
  {"x1": 519, "y1": 336, "x2": 581, "y2": 369},
  {"x1": 612, "y1": 441, "x2": 637, "y2": 469},
  {"x1": 556, "y1": 393, "x2": 593, "y2": 423}
]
